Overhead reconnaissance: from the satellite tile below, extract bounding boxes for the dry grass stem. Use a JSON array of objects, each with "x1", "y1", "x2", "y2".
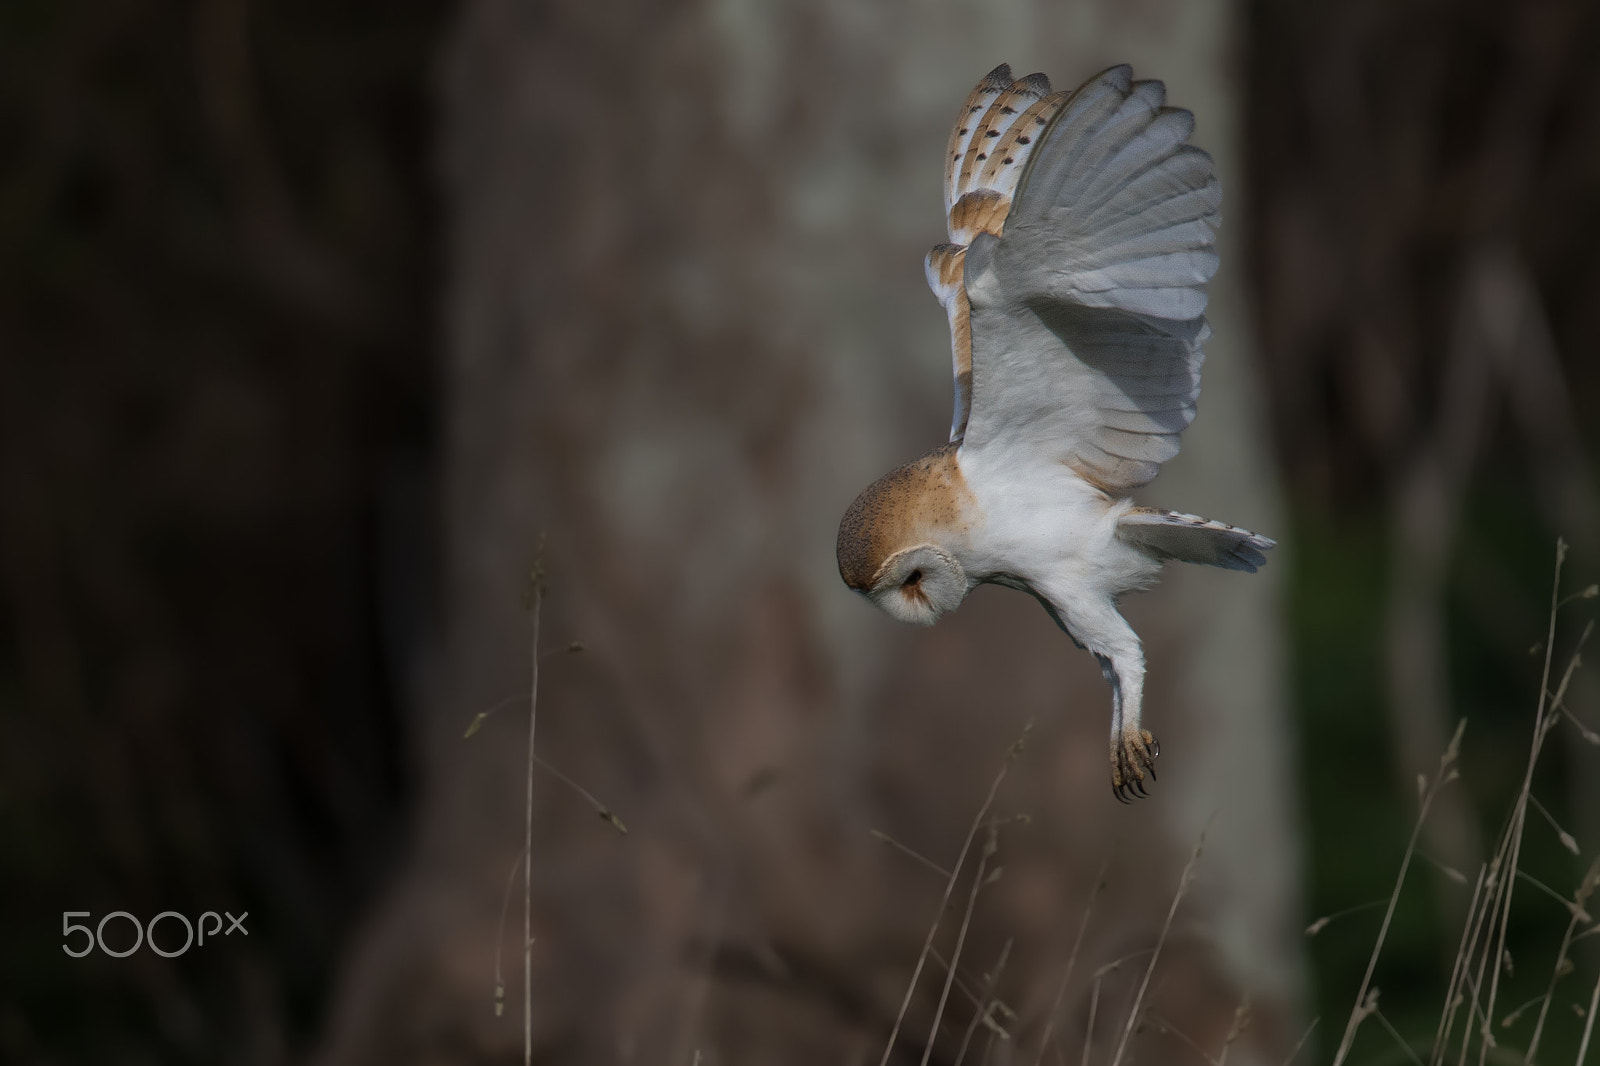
[
  {"x1": 1526, "y1": 858, "x2": 1600, "y2": 1063},
  {"x1": 1281, "y1": 1018, "x2": 1319, "y2": 1066},
  {"x1": 878, "y1": 720, "x2": 1033, "y2": 1066},
  {"x1": 1374, "y1": 1005, "x2": 1428, "y2": 1066},
  {"x1": 953, "y1": 937, "x2": 1014, "y2": 1066},
  {"x1": 1333, "y1": 719, "x2": 1465, "y2": 1066},
  {"x1": 1557, "y1": 703, "x2": 1600, "y2": 745},
  {"x1": 928, "y1": 945, "x2": 989, "y2": 1014},
  {"x1": 1215, "y1": 994, "x2": 1252, "y2": 1066},
  {"x1": 1432, "y1": 863, "x2": 1488, "y2": 1065},
  {"x1": 1109, "y1": 830, "x2": 1206, "y2": 1066},
  {"x1": 1557, "y1": 584, "x2": 1599, "y2": 609},
  {"x1": 922, "y1": 823, "x2": 1002, "y2": 1065},
  {"x1": 492, "y1": 847, "x2": 526, "y2": 1016},
  {"x1": 1147, "y1": 1012, "x2": 1220, "y2": 1066},
  {"x1": 1527, "y1": 794, "x2": 1580, "y2": 855},
  {"x1": 1576, "y1": 970, "x2": 1600, "y2": 1066},
  {"x1": 523, "y1": 547, "x2": 545, "y2": 1066},
  {"x1": 1418, "y1": 851, "x2": 1471, "y2": 885},
  {"x1": 531, "y1": 754, "x2": 626, "y2": 833},
  {"x1": 1476, "y1": 546, "x2": 1587, "y2": 1066},
  {"x1": 1082, "y1": 972, "x2": 1106, "y2": 1066},
  {"x1": 1523, "y1": 914, "x2": 1582, "y2": 1064},
  {"x1": 871, "y1": 828, "x2": 954, "y2": 880},
  {"x1": 1307, "y1": 898, "x2": 1393, "y2": 938},
  {"x1": 463, "y1": 644, "x2": 584, "y2": 738},
  {"x1": 462, "y1": 693, "x2": 528, "y2": 738},
  {"x1": 1032, "y1": 859, "x2": 1111, "y2": 1066},
  {"x1": 1513, "y1": 869, "x2": 1589, "y2": 917}
]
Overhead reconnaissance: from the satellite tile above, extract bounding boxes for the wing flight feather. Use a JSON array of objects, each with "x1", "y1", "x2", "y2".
[
  {"x1": 926, "y1": 66, "x2": 1068, "y2": 442},
  {"x1": 948, "y1": 64, "x2": 1221, "y2": 491}
]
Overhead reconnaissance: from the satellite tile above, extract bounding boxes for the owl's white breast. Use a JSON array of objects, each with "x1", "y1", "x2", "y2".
[{"x1": 952, "y1": 443, "x2": 1160, "y2": 603}]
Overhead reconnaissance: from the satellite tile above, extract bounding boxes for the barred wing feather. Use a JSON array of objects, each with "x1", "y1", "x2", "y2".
[{"x1": 925, "y1": 65, "x2": 1067, "y2": 442}]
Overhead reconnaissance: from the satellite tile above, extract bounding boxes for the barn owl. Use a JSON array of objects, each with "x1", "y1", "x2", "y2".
[{"x1": 836, "y1": 64, "x2": 1275, "y2": 801}]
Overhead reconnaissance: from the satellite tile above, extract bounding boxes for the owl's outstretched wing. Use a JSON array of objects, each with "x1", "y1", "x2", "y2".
[
  {"x1": 924, "y1": 65, "x2": 1068, "y2": 444},
  {"x1": 944, "y1": 64, "x2": 1220, "y2": 492}
]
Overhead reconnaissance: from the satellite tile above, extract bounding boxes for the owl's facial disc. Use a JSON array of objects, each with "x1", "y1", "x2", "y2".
[{"x1": 868, "y1": 544, "x2": 967, "y2": 626}]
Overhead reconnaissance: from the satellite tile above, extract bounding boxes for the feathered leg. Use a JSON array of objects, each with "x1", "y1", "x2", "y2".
[{"x1": 1067, "y1": 601, "x2": 1157, "y2": 801}]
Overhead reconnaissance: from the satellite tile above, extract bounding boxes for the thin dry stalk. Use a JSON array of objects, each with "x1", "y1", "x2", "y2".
[
  {"x1": 878, "y1": 721, "x2": 1032, "y2": 1066},
  {"x1": 1109, "y1": 831, "x2": 1206, "y2": 1066},
  {"x1": 1527, "y1": 794, "x2": 1580, "y2": 855},
  {"x1": 1215, "y1": 993, "x2": 1252, "y2": 1066},
  {"x1": 1306, "y1": 898, "x2": 1390, "y2": 938},
  {"x1": 1146, "y1": 1012, "x2": 1220, "y2": 1066},
  {"x1": 1282, "y1": 1018, "x2": 1319, "y2": 1066},
  {"x1": 531, "y1": 754, "x2": 626, "y2": 833},
  {"x1": 1082, "y1": 972, "x2": 1107, "y2": 1066},
  {"x1": 1032, "y1": 859, "x2": 1111, "y2": 1066},
  {"x1": 922, "y1": 825, "x2": 1002, "y2": 1065},
  {"x1": 928, "y1": 945, "x2": 989, "y2": 1014},
  {"x1": 1522, "y1": 912, "x2": 1582, "y2": 1065},
  {"x1": 1459, "y1": 881, "x2": 1500, "y2": 1066},
  {"x1": 953, "y1": 937, "x2": 1014, "y2": 1066},
  {"x1": 1576, "y1": 969, "x2": 1600, "y2": 1066},
  {"x1": 523, "y1": 556, "x2": 543, "y2": 1066},
  {"x1": 1432, "y1": 862, "x2": 1488, "y2": 1066},
  {"x1": 1514, "y1": 868, "x2": 1585, "y2": 913},
  {"x1": 493, "y1": 847, "x2": 526, "y2": 1016},
  {"x1": 1477, "y1": 547, "x2": 1586, "y2": 1066},
  {"x1": 872, "y1": 828, "x2": 954, "y2": 880},
  {"x1": 1374, "y1": 1006, "x2": 1427, "y2": 1066},
  {"x1": 1333, "y1": 719, "x2": 1465, "y2": 1066},
  {"x1": 1525, "y1": 857, "x2": 1600, "y2": 1064}
]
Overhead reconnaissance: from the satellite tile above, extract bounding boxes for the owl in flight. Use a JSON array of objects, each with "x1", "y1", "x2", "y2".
[{"x1": 836, "y1": 64, "x2": 1275, "y2": 801}]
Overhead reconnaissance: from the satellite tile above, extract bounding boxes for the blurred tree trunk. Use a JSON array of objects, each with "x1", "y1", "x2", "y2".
[{"x1": 313, "y1": 1, "x2": 1299, "y2": 1063}]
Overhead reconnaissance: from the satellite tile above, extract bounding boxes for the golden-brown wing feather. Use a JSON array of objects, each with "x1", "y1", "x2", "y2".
[
  {"x1": 928, "y1": 67, "x2": 1065, "y2": 443},
  {"x1": 943, "y1": 65, "x2": 1013, "y2": 215}
]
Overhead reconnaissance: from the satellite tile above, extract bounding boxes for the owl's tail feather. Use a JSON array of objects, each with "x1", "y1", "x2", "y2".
[{"x1": 1116, "y1": 507, "x2": 1275, "y2": 573}]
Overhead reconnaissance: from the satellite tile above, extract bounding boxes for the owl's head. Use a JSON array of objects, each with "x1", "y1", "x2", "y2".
[
  {"x1": 855, "y1": 543, "x2": 968, "y2": 625},
  {"x1": 837, "y1": 446, "x2": 972, "y2": 626}
]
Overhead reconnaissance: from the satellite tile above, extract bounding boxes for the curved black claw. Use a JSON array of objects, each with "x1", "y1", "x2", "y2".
[{"x1": 1109, "y1": 729, "x2": 1160, "y2": 802}]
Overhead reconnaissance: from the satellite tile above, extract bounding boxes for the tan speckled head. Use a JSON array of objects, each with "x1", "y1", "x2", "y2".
[{"x1": 836, "y1": 443, "x2": 977, "y2": 624}]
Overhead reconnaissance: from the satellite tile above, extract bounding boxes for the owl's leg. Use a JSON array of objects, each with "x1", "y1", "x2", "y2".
[
  {"x1": 1092, "y1": 651, "x2": 1157, "y2": 801},
  {"x1": 1064, "y1": 603, "x2": 1157, "y2": 802}
]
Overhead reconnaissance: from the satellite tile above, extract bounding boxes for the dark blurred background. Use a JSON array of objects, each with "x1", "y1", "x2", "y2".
[{"x1": 2, "y1": 0, "x2": 1598, "y2": 1063}]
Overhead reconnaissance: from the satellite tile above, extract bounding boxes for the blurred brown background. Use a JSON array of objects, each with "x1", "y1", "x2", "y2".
[{"x1": 2, "y1": 0, "x2": 1598, "y2": 1064}]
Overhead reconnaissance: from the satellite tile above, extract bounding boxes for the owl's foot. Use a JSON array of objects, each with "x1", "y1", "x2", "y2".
[{"x1": 1110, "y1": 729, "x2": 1159, "y2": 803}]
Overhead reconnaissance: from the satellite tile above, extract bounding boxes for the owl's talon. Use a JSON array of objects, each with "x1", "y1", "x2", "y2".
[{"x1": 1110, "y1": 728, "x2": 1160, "y2": 801}]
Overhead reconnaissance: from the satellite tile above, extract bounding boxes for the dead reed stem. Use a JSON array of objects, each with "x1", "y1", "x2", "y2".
[
  {"x1": 1522, "y1": 908, "x2": 1583, "y2": 1064},
  {"x1": 1576, "y1": 969, "x2": 1600, "y2": 1066},
  {"x1": 922, "y1": 824, "x2": 1001, "y2": 1065},
  {"x1": 1032, "y1": 859, "x2": 1110, "y2": 1066},
  {"x1": 1332, "y1": 718, "x2": 1464, "y2": 1066},
  {"x1": 1109, "y1": 830, "x2": 1206, "y2": 1066},
  {"x1": 1431, "y1": 862, "x2": 1488, "y2": 1065},
  {"x1": 952, "y1": 937, "x2": 1013, "y2": 1066},
  {"x1": 878, "y1": 721, "x2": 1032, "y2": 1066},
  {"x1": 1476, "y1": 544, "x2": 1582, "y2": 1066},
  {"x1": 1281, "y1": 1018, "x2": 1318, "y2": 1066},
  {"x1": 524, "y1": 572, "x2": 541, "y2": 1066}
]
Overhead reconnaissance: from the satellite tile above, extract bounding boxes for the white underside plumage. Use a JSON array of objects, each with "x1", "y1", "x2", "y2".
[{"x1": 948, "y1": 443, "x2": 1161, "y2": 763}]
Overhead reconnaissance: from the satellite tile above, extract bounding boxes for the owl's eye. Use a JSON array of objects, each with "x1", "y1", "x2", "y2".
[{"x1": 903, "y1": 569, "x2": 923, "y2": 588}]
